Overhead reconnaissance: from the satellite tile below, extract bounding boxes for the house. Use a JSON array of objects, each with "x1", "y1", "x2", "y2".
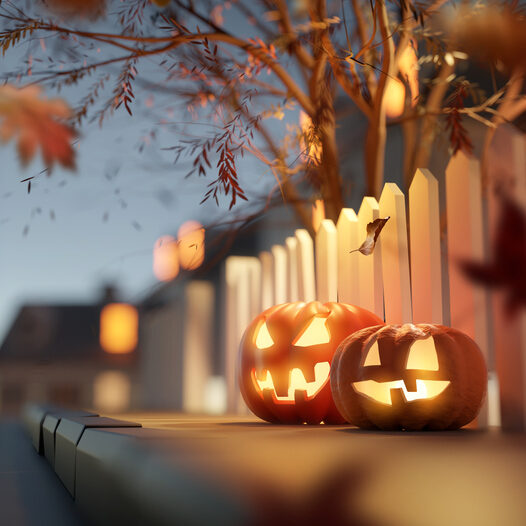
[{"x1": 0, "y1": 292, "x2": 139, "y2": 415}]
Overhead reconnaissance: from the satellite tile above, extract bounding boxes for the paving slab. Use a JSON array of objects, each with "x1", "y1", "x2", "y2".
[{"x1": 54, "y1": 416, "x2": 141, "y2": 496}]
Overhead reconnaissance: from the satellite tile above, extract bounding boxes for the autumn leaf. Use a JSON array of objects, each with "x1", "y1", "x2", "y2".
[
  {"x1": 461, "y1": 195, "x2": 526, "y2": 317},
  {"x1": 150, "y1": 0, "x2": 171, "y2": 7},
  {"x1": 350, "y1": 217, "x2": 390, "y2": 256},
  {"x1": 0, "y1": 84, "x2": 76, "y2": 170},
  {"x1": 40, "y1": 0, "x2": 106, "y2": 20}
]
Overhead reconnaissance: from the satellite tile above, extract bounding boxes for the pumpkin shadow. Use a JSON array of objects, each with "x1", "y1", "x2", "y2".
[{"x1": 336, "y1": 426, "x2": 486, "y2": 437}]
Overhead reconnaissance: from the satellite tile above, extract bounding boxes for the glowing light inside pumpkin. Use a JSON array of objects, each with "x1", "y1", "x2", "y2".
[
  {"x1": 255, "y1": 320, "x2": 274, "y2": 349},
  {"x1": 293, "y1": 316, "x2": 331, "y2": 347},
  {"x1": 252, "y1": 361, "x2": 331, "y2": 402},
  {"x1": 363, "y1": 339, "x2": 381, "y2": 366},
  {"x1": 177, "y1": 220, "x2": 205, "y2": 270},
  {"x1": 352, "y1": 379, "x2": 450, "y2": 405},
  {"x1": 153, "y1": 235, "x2": 179, "y2": 281},
  {"x1": 406, "y1": 336, "x2": 439, "y2": 370},
  {"x1": 99, "y1": 303, "x2": 138, "y2": 354}
]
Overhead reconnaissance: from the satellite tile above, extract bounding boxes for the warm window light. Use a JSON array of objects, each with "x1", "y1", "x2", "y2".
[
  {"x1": 153, "y1": 235, "x2": 179, "y2": 281},
  {"x1": 99, "y1": 303, "x2": 138, "y2": 354},
  {"x1": 93, "y1": 371, "x2": 131, "y2": 412},
  {"x1": 177, "y1": 220, "x2": 205, "y2": 270},
  {"x1": 384, "y1": 78, "x2": 406, "y2": 118},
  {"x1": 311, "y1": 199, "x2": 325, "y2": 233},
  {"x1": 203, "y1": 376, "x2": 227, "y2": 415}
]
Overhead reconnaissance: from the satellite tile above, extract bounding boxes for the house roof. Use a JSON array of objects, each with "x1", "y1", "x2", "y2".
[{"x1": 0, "y1": 304, "x2": 107, "y2": 361}]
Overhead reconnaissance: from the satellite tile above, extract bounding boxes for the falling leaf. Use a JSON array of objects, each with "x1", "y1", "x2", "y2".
[
  {"x1": 150, "y1": 0, "x2": 171, "y2": 7},
  {"x1": 0, "y1": 84, "x2": 76, "y2": 170},
  {"x1": 40, "y1": 0, "x2": 106, "y2": 20},
  {"x1": 461, "y1": 195, "x2": 526, "y2": 317},
  {"x1": 350, "y1": 217, "x2": 390, "y2": 256}
]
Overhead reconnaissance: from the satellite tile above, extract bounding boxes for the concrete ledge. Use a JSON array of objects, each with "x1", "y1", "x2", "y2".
[{"x1": 54, "y1": 416, "x2": 141, "y2": 496}]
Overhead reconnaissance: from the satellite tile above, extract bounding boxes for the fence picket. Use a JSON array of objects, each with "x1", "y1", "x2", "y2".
[
  {"x1": 409, "y1": 169, "x2": 443, "y2": 324},
  {"x1": 379, "y1": 183, "x2": 412, "y2": 324},
  {"x1": 315, "y1": 219, "x2": 338, "y2": 302},
  {"x1": 182, "y1": 281, "x2": 214, "y2": 413},
  {"x1": 295, "y1": 229, "x2": 316, "y2": 302},
  {"x1": 271, "y1": 244, "x2": 288, "y2": 305},
  {"x1": 446, "y1": 152, "x2": 490, "y2": 427},
  {"x1": 336, "y1": 209, "x2": 360, "y2": 305},
  {"x1": 224, "y1": 256, "x2": 259, "y2": 414},
  {"x1": 488, "y1": 129, "x2": 526, "y2": 430},
  {"x1": 259, "y1": 251, "x2": 274, "y2": 311},
  {"x1": 285, "y1": 236, "x2": 299, "y2": 302},
  {"x1": 357, "y1": 197, "x2": 384, "y2": 319}
]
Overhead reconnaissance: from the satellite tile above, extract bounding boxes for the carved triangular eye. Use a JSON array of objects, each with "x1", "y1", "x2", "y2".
[
  {"x1": 362, "y1": 340, "x2": 381, "y2": 366},
  {"x1": 255, "y1": 320, "x2": 274, "y2": 349},
  {"x1": 293, "y1": 316, "x2": 330, "y2": 347},
  {"x1": 406, "y1": 336, "x2": 439, "y2": 370}
]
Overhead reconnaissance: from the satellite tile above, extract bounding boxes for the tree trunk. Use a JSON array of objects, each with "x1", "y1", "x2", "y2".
[
  {"x1": 319, "y1": 116, "x2": 344, "y2": 222},
  {"x1": 364, "y1": 114, "x2": 386, "y2": 198}
]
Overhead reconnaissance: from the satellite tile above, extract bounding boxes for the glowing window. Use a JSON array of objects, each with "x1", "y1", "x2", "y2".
[
  {"x1": 406, "y1": 336, "x2": 439, "y2": 371},
  {"x1": 293, "y1": 316, "x2": 330, "y2": 347},
  {"x1": 93, "y1": 371, "x2": 131, "y2": 413},
  {"x1": 99, "y1": 303, "x2": 138, "y2": 354}
]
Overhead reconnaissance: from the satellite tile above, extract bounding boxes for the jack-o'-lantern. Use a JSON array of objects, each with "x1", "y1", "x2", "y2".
[
  {"x1": 330, "y1": 323, "x2": 487, "y2": 430},
  {"x1": 238, "y1": 301, "x2": 383, "y2": 424}
]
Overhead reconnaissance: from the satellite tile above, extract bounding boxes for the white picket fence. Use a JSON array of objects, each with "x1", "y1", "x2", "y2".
[{"x1": 222, "y1": 148, "x2": 526, "y2": 430}]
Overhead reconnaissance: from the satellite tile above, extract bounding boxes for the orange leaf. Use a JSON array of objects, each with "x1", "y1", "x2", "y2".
[{"x1": 0, "y1": 84, "x2": 76, "y2": 170}]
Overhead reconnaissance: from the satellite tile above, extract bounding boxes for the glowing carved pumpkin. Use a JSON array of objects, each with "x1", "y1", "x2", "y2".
[
  {"x1": 330, "y1": 323, "x2": 487, "y2": 430},
  {"x1": 238, "y1": 301, "x2": 383, "y2": 424}
]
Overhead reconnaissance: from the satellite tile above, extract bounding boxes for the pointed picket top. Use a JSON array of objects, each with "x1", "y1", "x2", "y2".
[
  {"x1": 409, "y1": 168, "x2": 443, "y2": 324},
  {"x1": 271, "y1": 244, "x2": 288, "y2": 305},
  {"x1": 295, "y1": 229, "x2": 316, "y2": 302},
  {"x1": 315, "y1": 219, "x2": 338, "y2": 303},
  {"x1": 285, "y1": 236, "x2": 299, "y2": 302},
  {"x1": 336, "y1": 208, "x2": 360, "y2": 305},
  {"x1": 357, "y1": 197, "x2": 384, "y2": 319}
]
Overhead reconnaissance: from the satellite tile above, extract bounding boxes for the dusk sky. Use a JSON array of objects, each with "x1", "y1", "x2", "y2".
[{"x1": 0, "y1": 47, "x2": 272, "y2": 342}]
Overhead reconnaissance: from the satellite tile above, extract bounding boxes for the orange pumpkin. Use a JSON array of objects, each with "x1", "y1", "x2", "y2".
[
  {"x1": 330, "y1": 323, "x2": 487, "y2": 430},
  {"x1": 238, "y1": 301, "x2": 383, "y2": 424}
]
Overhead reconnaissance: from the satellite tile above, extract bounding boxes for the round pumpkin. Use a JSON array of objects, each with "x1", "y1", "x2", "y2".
[
  {"x1": 330, "y1": 323, "x2": 487, "y2": 430},
  {"x1": 238, "y1": 301, "x2": 383, "y2": 424}
]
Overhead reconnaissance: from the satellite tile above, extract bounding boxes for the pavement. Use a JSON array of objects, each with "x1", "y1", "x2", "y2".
[{"x1": 0, "y1": 418, "x2": 85, "y2": 526}]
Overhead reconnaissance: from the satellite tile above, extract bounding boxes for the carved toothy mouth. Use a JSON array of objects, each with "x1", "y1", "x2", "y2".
[
  {"x1": 252, "y1": 362, "x2": 331, "y2": 403},
  {"x1": 352, "y1": 379, "x2": 450, "y2": 406}
]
